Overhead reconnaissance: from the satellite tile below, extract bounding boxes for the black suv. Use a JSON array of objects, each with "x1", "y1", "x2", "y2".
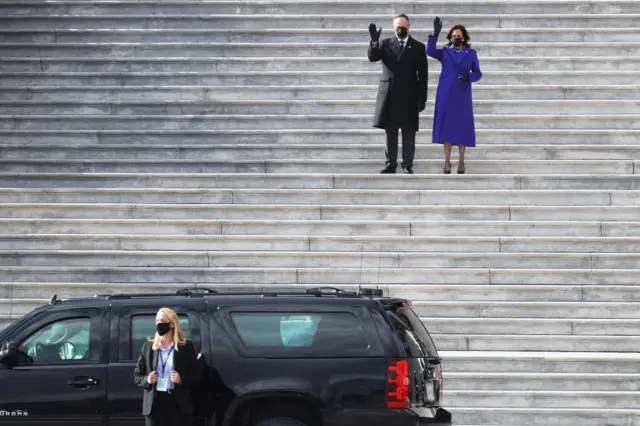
[{"x1": 0, "y1": 286, "x2": 452, "y2": 426}]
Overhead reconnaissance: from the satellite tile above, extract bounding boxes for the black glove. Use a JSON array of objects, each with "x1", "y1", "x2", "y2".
[
  {"x1": 369, "y1": 23, "x2": 382, "y2": 42},
  {"x1": 458, "y1": 74, "x2": 470, "y2": 83},
  {"x1": 433, "y1": 17, "x2": 443, "y2": 37}
]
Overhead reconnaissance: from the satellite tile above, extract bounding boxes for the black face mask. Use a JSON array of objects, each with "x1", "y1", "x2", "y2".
[
  {"x1": 452, "y1": 37, "x2": 463, "y2": 47},
  {"x1": 156, "y1": 322, "x2": 171, "y2": 336},
  {"x1": 395, "y1": 26, "x2": 408, "y2": 39}
]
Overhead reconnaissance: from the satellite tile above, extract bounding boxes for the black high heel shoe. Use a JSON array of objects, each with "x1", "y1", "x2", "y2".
[
  {"x1": 443, "y1": 161, "x2": 451, "y2": 174},
  {"x1": 457, "y1": 162, "x2": 466, "y2": 174}
]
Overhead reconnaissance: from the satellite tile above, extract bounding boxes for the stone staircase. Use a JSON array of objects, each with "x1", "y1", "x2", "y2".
[{"x1": 1, "y1": 0, "x2": 640, "y2": 424}]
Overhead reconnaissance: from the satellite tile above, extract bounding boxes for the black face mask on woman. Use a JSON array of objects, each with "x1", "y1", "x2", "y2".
[
  {"x1": 452, "y1": 37, "x2": 463, "y2": 47},
  {"x1": 156, "y1": 322, "x2": 171, "y2": 336}
]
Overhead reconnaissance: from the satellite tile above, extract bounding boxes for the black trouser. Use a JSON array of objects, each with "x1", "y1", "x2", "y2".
[
  {"x1": 145, "y1": 392, "x2": 192, "y2": 426},
  {"x1": 385, "y1": 127, "x2": 416, "y2": 168}
]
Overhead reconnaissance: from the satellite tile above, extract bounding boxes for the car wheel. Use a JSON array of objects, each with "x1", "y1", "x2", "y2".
[{"x1": 253, "y1": 417, "x2": 309, "y2": 426}]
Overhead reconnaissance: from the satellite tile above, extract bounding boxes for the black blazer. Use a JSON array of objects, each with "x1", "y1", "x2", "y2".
[
  {"x1": 368, "y1": 35, "x2": 428, "y2": 131},
  {"x1": 132, "y1": 339, "x2": 201, "y2": 416}
]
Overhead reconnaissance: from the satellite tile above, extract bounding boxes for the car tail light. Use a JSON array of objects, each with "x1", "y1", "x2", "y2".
[
  {"x1": 386, "y1": 359, "x2": 410, "y2": 409},
  {"x1": 424, "y1": 360, "x2": 443, "y2": 406}
]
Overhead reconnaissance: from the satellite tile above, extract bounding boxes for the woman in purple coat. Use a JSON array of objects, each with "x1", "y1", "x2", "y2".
[{"x1": 427, "y1": 17, "x2": 482, "y2": 174}]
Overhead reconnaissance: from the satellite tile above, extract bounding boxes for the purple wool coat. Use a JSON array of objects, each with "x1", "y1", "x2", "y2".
[{"x1": 426, "y1": 34, "x2": 482, "y2": 147}]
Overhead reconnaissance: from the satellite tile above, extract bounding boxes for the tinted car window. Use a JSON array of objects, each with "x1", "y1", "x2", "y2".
[
  {"x1": 17, "y1": 318, "x2": 92, "y2": 365},
  {"x1": 387, "y1": 309, "x2": 437, "y2": 358},
  {"x1": 131, "y1": 315, "x2": 190, "y2": 359},
  {"x1": 230, "y1": 312, "x2": 368, "y2": 351}
]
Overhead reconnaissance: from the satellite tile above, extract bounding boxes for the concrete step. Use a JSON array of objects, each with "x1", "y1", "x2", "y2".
[
  {"x1": 4, "y1": 173, "x2": 640, "y2": 191},
  {"x1": 4, "y1": 114, "x2": 638, "y2": 130},
  {"x1": 0, "y1": 266, "x2": 640, "y2": 286},
  {"x1": 6, "y1": 203, "x2": 640, "y2": 221},
  {"x1": 1, "y1": 42, "x2": 637, "y2": 58},
  {"x1": 4, "y1": 71, "x2": 640, "y2": 86},
  {"x1": 2, "y1": 85, "x2": 637, "y2": 101},
  {"x1": 444, "y1": 372, "x2": 640, "y2": 391},
  {"x1": 2, "y1": 56, "x2": 638, "y2": 73},
  {"x1": 3, "y1": 129, "x2": 640, "y2": 146},
  {"x1": 442, "y1": 351, "x2": 640, "y2": 373},
  {"x1": 446, "y1": 390, "x2": 640, "y2": 409},
  {"x1": 2, "y1": 188, "x2": 638, "y2": 206},
  {"x1": 1, "y1": 144, "x2": 638, "y2": 162},
  {"x1": 3, "y1": 1, "x2": 640, "y2": 15},
  {"x1": 8, "y1": 250, "x2": 640, "y2": 270},
  {"x1": 2, "y1": 13, "x2": 639, "y2": 29},
  {"x1": 392, "y1": 284, "x2": 639, "y2": 302},
  {"x1": 0, "y1": 159, "x2": 633, "y2": 175},
  {"x1": 450, "y1": 407, "x2": 640, "y2": 425},
  {"x1": 2, "y1": 28, "x2": 639, "y2": 44},
  {"x1": 424, "y1": 318, "x2": 640, "y2": 336},
  {"x1": 2, "y1": 100, "x2": 640, "y2": 115}
]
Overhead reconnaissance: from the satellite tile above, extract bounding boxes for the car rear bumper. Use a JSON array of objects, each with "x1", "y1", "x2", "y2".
[{"x1": 323, "y1": 407, "x2": 452, "y2": 426}]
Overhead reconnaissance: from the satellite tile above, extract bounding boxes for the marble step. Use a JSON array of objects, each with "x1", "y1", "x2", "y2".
[
  {"x1": 1, "y1": 144, "x2": 638, "y2": 162},
  {"x1": 3, "y1": 70, "x2": 640, "y2": 86},
  {"x1": 7, "y1": 250, "x2": 640, "y2": 270},
  {"x1": 2, "y1": 56, "x2": 638, "y2": 73},
  {"x1": 2, "y1": 100, "x2": 639, "y2": 115},
  {"x1": 0, "y1": 219, "x2": 631, "y2": 238},
  {"x1": 3, "y1": 0, "x2": 640, "y2": 15},
  {"x1": 1, "y1": 13, "x2": 639, "y2": 29},
  {"x1": 441, "y1": 351, "x2": 640, "y2": 373},
  {"x1": 3, "y1": 233, "x2": 640, "y2": 252},
  {"x1": 3, "y1": 129, "x2": 640, "y2": 146},
  {"x1": 5, "y1": 203, "x2": 640, "y2": 221},
  {"x1": 1, "y1": 42, "x2": 637, "y2": 58},
  {"x1": 4, "y1": 173, "x2": 639, "y2": 191},
  {"x1": 449, "y1": 407, "x2": 640, "y2": 426},
  {"x1": 2, "y1": 28, "x2": 639, "y2": 43},
  {"x1": 445, "y1": 390, "x2": 640, "y2": 409},
  {"x1": 3, "y1": 114, "x2": 637, "y2": 130},
  {"x1": 2, "y1": 188, "x2": 640, "y2": 206},
  {"x1": 423, "y1": 317, "x2": 640, "y2": 336},
  {"x1": 0, "y1": 281, "x2": 634, "y2": 302},
  {"x1": 2, "y1": 85, "x2": 637, "y2": 101},
  {"x1": 444, "y1": 372, "x2": 640, "y2": 391},
  {"x1": 413, "y1": 301, "x2": 640, "y2": 319},
  {"x1": 393, "y1": 284, "x2": 638, "y2": 302},
  {"x1": 0, "y1": 266, "x2": 639, "y2": 286},
  {"x1": 0, "y1": 159, "x2": 633, "y2": 174}
]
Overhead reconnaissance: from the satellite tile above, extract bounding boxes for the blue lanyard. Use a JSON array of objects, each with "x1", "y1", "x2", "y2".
[{"x1": 158, "y1": 347, "x2": 173, "y2": 376}]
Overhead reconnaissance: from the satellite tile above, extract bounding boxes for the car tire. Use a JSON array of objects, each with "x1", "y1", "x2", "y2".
[{"x1": 253, "y1": 417, "x2": 309, "y2": 426}]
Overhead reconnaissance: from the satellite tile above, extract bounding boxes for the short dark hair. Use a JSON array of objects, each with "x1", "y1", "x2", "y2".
[
  {"x1": 446, "y1": 24, "x2": 471, "y2": 47},
  {"x1": 394, "y1": 13, "x2": 410, "y2": 23}
]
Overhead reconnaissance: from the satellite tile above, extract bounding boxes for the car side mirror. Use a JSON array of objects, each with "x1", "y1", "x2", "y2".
[{"x1": 0, "y1": 341, "x2": 18, "y2": 368}]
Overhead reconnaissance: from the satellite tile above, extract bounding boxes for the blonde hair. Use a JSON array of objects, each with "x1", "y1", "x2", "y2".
[{"x1": 150, "y1": 307, "x2": 187, "y2": 351}]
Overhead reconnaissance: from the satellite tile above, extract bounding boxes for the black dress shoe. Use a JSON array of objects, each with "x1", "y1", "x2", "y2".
[
  {"x1": 403, "y1": 166, "x2": 414, "y2": 174},
  {"x1": 380, "y1": 165, "x2": 397, "y2": 174}
]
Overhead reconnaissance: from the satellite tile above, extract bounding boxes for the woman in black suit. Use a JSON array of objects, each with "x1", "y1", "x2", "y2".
[{"x1": 133, "y1": 307, "x2": 201, "y2": 426}]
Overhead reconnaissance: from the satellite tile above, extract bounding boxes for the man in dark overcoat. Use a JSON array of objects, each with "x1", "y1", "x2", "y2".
[{"x1": 368, "y1": 14, "x2": 428, "y2": 174}]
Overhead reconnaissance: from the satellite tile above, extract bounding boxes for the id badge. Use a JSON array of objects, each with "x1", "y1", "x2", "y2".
[{"x1": 156, "y1": 377, "x2": 169, "y2": 392}]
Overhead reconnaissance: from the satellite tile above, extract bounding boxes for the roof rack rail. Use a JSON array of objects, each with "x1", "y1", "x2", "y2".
[
  {"x1": 89, "y1": 287, "x2": 384, "y2": 301},
  {"x1": 305, "y1": 287, "x2": 359, "y2": 297},
  {"x1": 101, "y1": 287, "x2": 219, "y2": 300}
]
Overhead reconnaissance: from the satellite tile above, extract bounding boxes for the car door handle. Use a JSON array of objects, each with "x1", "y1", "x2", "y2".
[{"x1": 68, "y1": 376, "x2": 100, "y2": 388}]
